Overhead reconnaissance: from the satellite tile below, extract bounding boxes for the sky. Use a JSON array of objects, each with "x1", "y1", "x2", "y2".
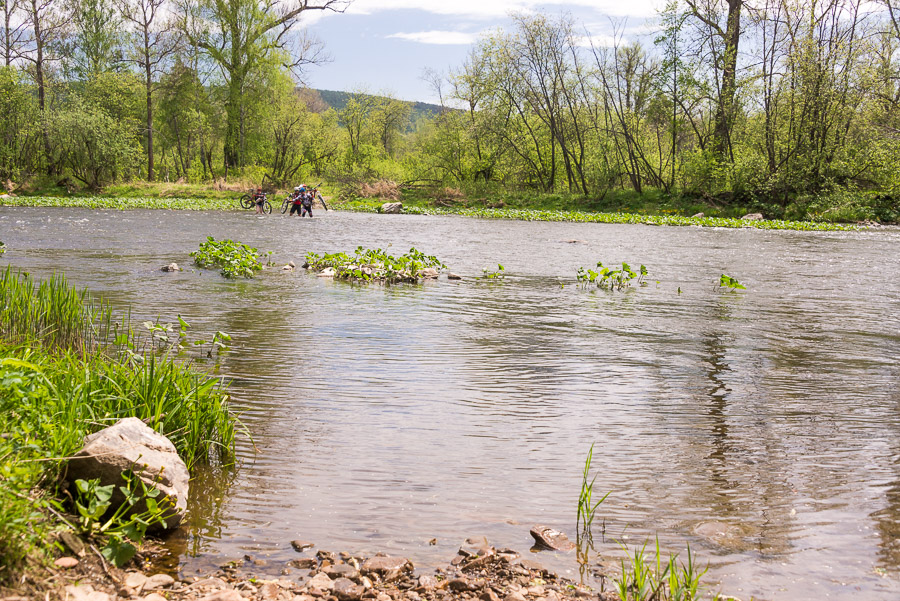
[{"x1": 298, "y1": 0, "x2": 665, "y2": 104}]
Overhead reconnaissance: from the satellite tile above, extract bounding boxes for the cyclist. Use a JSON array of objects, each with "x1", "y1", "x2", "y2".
[
  {"x1": 301, "y1": 187, "x2": 314, "y2": 218},
  {"x1": 290, "y1": 185, "x2": 305, "y2": 216},
  {"x1": 253, "y1": 188, "x2": 267, "y2": 215}
]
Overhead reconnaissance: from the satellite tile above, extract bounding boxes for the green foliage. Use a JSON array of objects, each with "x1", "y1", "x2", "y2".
[
  {"x1": 614, "y1": 539, "x2": 712, "y2": 601},
  {"x1": 191, "y1": 237, "x2": 263, "y2": 278},
  {"x1": 577, "y1": 444, "x2": 609, "y2": 540},
  {"x1": 0, "y1": 270, "x2": 236, "y2": 582},
  {"x1": 74, "y1": 472, "x2": 171, "y2": 567},
  {"x1": 480, "y1": 264, "x2": 505, "y2": 280},
  {"x1": 578, "y1": 262, "x2": 647, "y2": 291},
  {"x1": 0, "y1": 241, "x2": 5, "y2": 255},
  {"x1": 718, "y1": 274, "x2": 746, "y2": 292},
  {"x1": 305, "y1": 246, "x2": 445, "y2": 284}
]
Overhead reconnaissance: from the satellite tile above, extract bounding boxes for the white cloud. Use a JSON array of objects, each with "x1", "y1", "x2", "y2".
[
  {"x1": 346, "y1": 0, "x2": 662, "y2": 19},
  {"x1": 387, "y1": 30, "x2": 480, "y2": 45}
]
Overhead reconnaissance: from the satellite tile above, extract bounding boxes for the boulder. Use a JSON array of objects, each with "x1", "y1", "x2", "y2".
[
  {"x1": 161, "y1": 263, "x2": 180, "y2": 272},
  {"x1": 144, "y1": 574, "x2": 176, "y2": 590},
  {"x1": 529, "y1": 525, "x2": 575, "y2": 552},
  {"x1": 317, "y1": 267, "x2": 336, "y2": 278},
  {"x1": 418, "y1": 268, "x2": 439, "y2": 279},
  {"x1": 691, "y1": 212, "x2": 704, "y2": 218},
  {"x1": 448, "y1": 273, "x2": 462, "y2": 280},
  {"x1": 380, "y1": 202, "x2": 402, "y2": 214},
  {"x1": 66, "y1": 417, "x2": 189, "y2": 531},
  {"x1": 291, "y1": 540, "x2": 314, "y2": 552},
  {"x1": 741, "y1": 213, "x2": 763, "y2": 221}
]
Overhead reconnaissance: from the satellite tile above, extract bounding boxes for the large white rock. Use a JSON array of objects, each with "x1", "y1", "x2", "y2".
[
  {"x1": 66, "y1": 417, "x2": 189, "y2": 531},
  {"x1": 380, "y1": 202, "x2": 402, "y2": 214}
]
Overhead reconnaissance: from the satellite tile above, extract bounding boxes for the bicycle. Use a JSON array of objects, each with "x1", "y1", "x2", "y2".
[{"x1": 239, "y1": 189, "x2": 273, "y2": 214}]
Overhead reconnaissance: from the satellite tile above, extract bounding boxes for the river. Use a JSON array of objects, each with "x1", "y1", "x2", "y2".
[{"x1": 2, "y1": 206, "x2": 899, "y2": 600}]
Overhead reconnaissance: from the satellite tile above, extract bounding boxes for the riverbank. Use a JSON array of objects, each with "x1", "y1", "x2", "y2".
[
  {"x1": 4, "y1": 178, "x2": 896, "y2": 226},
  {"x1": 0, "y1": 269, "x2": 236, "y2": 592},
  {"x1": 0, "y1": 193, "x2": 863, "y2": 232},
  {"x1": 28, "y1": 532, "x2": 735, "y2": 601}
]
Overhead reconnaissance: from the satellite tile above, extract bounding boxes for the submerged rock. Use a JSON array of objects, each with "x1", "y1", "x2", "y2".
[
  {"x1": 529, "y1": 525, "x2": 575, "y2": 552},
  {"x1": 418, "y1": 267, "x2": 439, "y2": 279},
  {"x1": 448, "y1": 273, "x2": 462, "y2": 280},
  {"x1": 161, "y1": 262, "x2": 180, "y2": 272},
  {"x1": 66, "y1": 417, "x2": 189, "y2": 531}
]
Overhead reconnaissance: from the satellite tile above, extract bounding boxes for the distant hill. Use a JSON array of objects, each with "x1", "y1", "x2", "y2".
[{"x1": 310, "y1": 89, "x2": 445, "y2": 123}]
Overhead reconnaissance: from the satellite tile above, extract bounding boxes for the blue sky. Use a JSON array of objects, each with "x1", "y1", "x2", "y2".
[{"x1": 299, "y1": 0, "x2": 664, "y2": 103}]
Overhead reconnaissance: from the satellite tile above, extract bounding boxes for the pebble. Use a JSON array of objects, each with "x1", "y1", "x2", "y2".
[
  {"x1": 143, "y1": 594, "x2": 168, "y2": 601},
  {"x1": 54, "y1": 557, "x2": 79, "y2": 569},
  {"x1": 198, "y1": 592, "x2": 243, "y2": 601},
  {"x1": 144, "y1": 574, "x2": 176, "y2": 590}
]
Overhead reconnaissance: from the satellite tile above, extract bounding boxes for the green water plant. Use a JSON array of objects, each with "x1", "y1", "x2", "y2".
[
  {"x1": 718, "y1": 274, "x2": 746, "y2": 291},
  {"x1": 0, "y1": 241, "x2": 5, "y2": 255},
  {"x1": 614, "y1": 539, "x2": 713, "y2": 601},
  {"x1": 191, "y1": 236, "x2": 263, "y2": 278},
  {"x1": 577, "y1": 444, "x2": 610, "y2": 539},
  {"x1": 305, "y1": 246, "x2": 445, "y2": 284},
  {"x1": 577, "y1": 262, "x2": 647, "y2": 291},
  {"x1": 481, "y1": 264, "x2": 505, "y2": 279}
]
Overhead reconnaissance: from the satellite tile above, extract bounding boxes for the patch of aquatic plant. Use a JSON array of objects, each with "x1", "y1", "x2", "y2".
[
  {"x1": 74, "y1": 472, "x2": 172, "y2": 567},
  {"x1": 577, "y1": 444, "x2": 609, "y2": 541},
  {"x1": 481, "y1": 264, "x2": 506, "y2": 279},
  {"x1": 718, "y1": 274, "x2": 746, "y2": 292},
  {"x1": 191, "y1": 236, "x2": 263, "y2": 278},
  {"x1": 0, "y1": 196, "x2": 236, "y2": 211},
  {"x1": 578, "y1": 262, "x2": 647, "y2": 291},
  {"x1": 614, "y1": 539, "x2": 720, "y2": 601},
  {"x1": 305, "y1": 246, "x2": 445, "y2": 284},
  {"x1": 341, "y1": 204, "x2": 858, "y2": 231},
  {"x1": 0, "y1": 241, "x2": 5, "y2": 255}
]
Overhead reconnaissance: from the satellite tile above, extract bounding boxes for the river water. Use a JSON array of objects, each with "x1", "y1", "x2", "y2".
[{"x1": 2, "y1": 207, "x2": 899, "y2": 600}]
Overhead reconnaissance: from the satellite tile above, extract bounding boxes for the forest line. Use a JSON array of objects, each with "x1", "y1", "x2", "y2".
[{"x1": 1, "y1": 0, "x2": 899, "y2": 222}]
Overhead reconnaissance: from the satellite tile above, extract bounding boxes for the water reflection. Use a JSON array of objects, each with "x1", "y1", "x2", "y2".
[{"x1": 2, "y1": 207, "x2": 900, "y2": 600}]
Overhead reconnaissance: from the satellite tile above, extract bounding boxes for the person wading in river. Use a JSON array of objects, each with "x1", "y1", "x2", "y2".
[
  {"x1": 301, "y1": 188, "x2": 314, "y2": 218},
  {"x1": 290, "y1": 186, "x2": 305, "y2": 216}
]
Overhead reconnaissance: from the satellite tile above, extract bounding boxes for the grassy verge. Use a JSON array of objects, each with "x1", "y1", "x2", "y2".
[{"x1": 0, "y1": 268, "x2": 236, "y2": 586}]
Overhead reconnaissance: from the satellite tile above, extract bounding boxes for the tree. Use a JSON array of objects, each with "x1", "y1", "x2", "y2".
[
  {"x1": 22, "y1": 0, "x2": 66, "y2": 172},
  {"x1": 120, "y1": 0, "x2": 178, "y2": 180},
  {"x1": 685, "y1": 0, "x2": 744, "y2": 158},
  {"x1": 175, "y1": 0, "x2": 346, "y2": 170},
  {"x1": 65, "y1": 0, "x2": 123, "y2": 79},
  {"x1": 1, "y1": 0, "x2": 27, "y2": 66}
]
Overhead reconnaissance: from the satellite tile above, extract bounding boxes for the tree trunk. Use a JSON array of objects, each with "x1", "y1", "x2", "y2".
[{"x1": 713, "y1": 0, "x2": 742, "y2": 158}]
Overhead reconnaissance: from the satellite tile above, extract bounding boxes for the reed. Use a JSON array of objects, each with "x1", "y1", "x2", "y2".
[
  {"x1": 577, "y1": 444, "x2": 609, "y2": 538},
  {"x1": 613, "y1": 539, "x2": 717, "y2": 601}
]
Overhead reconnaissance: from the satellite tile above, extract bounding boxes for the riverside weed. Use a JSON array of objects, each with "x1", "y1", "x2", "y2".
[
  {"x1": 74, "y1": 472, "x2": 173, "y2": 567},
  {"x1": 577, "y1": 444, "x2": 609, "y2": 540},
  {"x1": 614, "y1": 539, "x2": 714, "y2": 601}
]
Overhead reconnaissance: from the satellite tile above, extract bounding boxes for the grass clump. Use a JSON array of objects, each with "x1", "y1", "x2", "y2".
[
  {"x1": 614, "y1": 539, "x2": 723, "y2": 601},
  {"x1": 0, "y1": 269, "x2": 236, "y2": 585},
  {"x1": 191, "y1": 236, "x2": 264, "y2": 278},
  {"x1": 577, "y1": 444, "x2": 609, "y2": 541},
  {"x1": 718, "y1": 274, "x2": 746, "y2": 292},
  {"x1": 305, "y1": 246, "x2": 445, "y2": 284}
]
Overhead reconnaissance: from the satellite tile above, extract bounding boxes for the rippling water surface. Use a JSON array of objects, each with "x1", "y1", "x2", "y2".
[{"x1": 2, "y1": 207, "x2": 899, "y2": 600}]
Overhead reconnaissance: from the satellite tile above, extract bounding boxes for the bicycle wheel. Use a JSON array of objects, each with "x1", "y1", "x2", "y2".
[
  {"x1": 281, "y1": 199, "x2": 290, "y2": 214},
  {"x1": 239, "y1": 194, "x2": 253, "y2": 209},
  {"x1": 316, "y1": 192, "x2": 329, "y2": 211},
  {"x1": 263, "y1": 200, "x2": 273, "y2": 214}
]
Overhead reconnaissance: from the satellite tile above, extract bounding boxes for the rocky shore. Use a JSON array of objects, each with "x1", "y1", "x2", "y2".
[{"x1": 20, "y1": 537, "x2": 619, "y2": 601}]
